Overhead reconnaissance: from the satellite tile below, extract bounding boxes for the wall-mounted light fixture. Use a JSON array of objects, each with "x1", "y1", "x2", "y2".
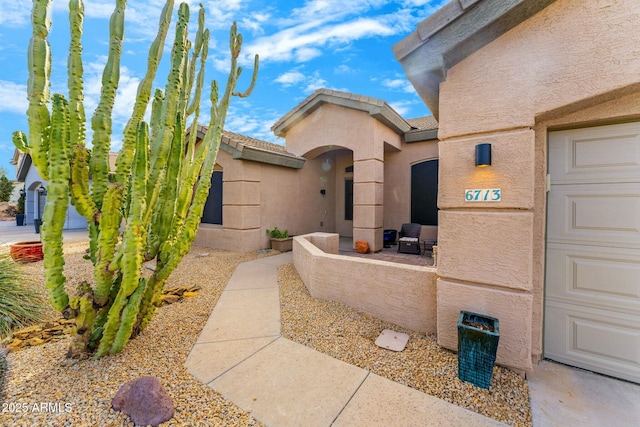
[
  {"x1": 475, "y1": 143, "x2": 492, "y2": 168},
  {"x1": 37, "y1": 185, "x2": 47, "y2": 195}
]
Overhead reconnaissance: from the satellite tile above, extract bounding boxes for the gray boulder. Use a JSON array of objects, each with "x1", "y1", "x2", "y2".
[{"x1": 112, "y1": 376, "x2": 174, "y2": 426}]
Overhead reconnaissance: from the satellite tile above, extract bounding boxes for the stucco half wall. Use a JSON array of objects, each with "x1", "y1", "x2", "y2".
[{"x1": 293, "y1": 233, "x2": 437, "y2": 334}]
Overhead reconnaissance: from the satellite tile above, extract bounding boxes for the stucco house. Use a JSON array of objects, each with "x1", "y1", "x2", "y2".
[
  {"x1": 394, "y1": 0, "x2": 640, "y2": 382},
  {"x1": 194, "y1": 89, "x2": 439, "y2": 252}
]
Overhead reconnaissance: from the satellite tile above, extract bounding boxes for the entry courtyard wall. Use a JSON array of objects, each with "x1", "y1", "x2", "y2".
[{"x1": 293, "y1": 233, "x2": 438, "y2": 334}]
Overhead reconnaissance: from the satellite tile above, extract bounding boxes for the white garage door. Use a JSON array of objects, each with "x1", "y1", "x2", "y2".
[{"x1": 545, "y1": 122, "x2": 640, "y2": 384}]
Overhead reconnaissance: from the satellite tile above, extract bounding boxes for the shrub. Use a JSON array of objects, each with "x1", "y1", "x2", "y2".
[
  {"x1": 266, "y1": 227, "x2": 289, "y2": 239},
  {"x1": 0, "y1": 253, "x2": 50, "y2": 337}
]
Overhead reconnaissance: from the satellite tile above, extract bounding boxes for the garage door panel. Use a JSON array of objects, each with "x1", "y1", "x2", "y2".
[
  {"x1": 546, "y1": 123, "x2": 640, "y2": 383},
  {"x1": 547, "y1": 183, "x2": 640, "y2": 248},
  {"x1": 546, "y1": 244, "x2": 640, "y2": 314},
  {"x1": 548, "y1": 123, "x2": 640, "y2": 184},
  {"x1": 545, "y1": 303, "x2": 640, "y2": 383}
]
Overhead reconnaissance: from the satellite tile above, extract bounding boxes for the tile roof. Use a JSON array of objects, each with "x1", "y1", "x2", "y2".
[
  {"x1": 406, "y1": 116, "x2": 438, "y2": 131},
  {"x1": 221, "y1": 130, "x2": 293, "y2": 157}
]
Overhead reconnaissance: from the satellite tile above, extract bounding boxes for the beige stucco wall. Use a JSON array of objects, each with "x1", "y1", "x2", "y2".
[
  {"x1": 195, "y1": 148, "x2": 340, "y2": 251},
  {"x1": 438, "y1": 0, "x2": 640, "y2": 140},
  {"x1": 294, "y1": 233, "x2": 438, "y2": 333},
  {"x1": 433, "y1": 0, "x2": 640, "y2": 372}
]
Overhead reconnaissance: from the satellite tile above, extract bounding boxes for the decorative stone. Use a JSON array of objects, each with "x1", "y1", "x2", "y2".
[
  {"x1": 112, "y1": 376, "x2": 174, "y2": 427},
  {"x1": 355, "y1": 240, "x2": 370, "y2": 254}
]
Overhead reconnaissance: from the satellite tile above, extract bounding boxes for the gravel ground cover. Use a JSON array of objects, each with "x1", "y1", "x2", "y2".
[
  {"x1": 2, "y1": 239, "x2": 531, "y2": 426},
  {"x1": 1, "y1": 241, "x2": 265, "y2": 427},
  {"x1": 278, "y1": 263, "x2": 532, "y2": 427}
]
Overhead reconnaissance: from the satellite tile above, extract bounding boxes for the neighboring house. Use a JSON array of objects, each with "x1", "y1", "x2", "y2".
[
  {"x1": 194, "y1": 89, "x2": 439, "y2": 253},
  {"x1": 394, "y1": 0, "x2": 640, "y2": 382},
  {"x1": 12, "y1": 150, "x2": 118, "y2": 230}
]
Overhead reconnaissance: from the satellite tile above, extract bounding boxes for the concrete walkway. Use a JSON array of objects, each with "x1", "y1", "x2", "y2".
[{"x1": 186, "y1": 252, "x2": 506, "y2": 427}]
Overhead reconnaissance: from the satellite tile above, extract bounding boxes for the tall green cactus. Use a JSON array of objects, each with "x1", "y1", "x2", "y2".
[{"x1": 12, "y1": 0, "x2": 258, "y2": 358}]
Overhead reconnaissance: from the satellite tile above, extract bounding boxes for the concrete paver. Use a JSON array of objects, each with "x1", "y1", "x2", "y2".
[
  {"x1": 196, "y1": 287, "x2": 281, "y2": 342},
  {"x1": 186, "y1": 337, "x2": 278, "y2": 384},
  {"x1": 333, "y1": 373, "x2": 506, "y2": 427},
  {"x1": 211, "y1": 337, "x2": 369, "y2": 427},
  {"x1": 186, "y1": 251, "x2": 508, "y2": 427}
]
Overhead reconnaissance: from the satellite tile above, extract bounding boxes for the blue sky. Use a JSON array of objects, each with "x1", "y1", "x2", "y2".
[{"x1": 0, "y1": 0, "x2": 445, "y2": 177}]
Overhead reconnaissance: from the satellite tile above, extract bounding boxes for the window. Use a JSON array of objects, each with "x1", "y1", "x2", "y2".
[
  {"x1": 201, "y1": 171, "x2": 223, "y2": 224},
  {"x1": 345, "y1": 178, "x2": 353, "y2": 221},
  {"x1": 411, "y1": 159, "x2": 438, "y2": 225}
]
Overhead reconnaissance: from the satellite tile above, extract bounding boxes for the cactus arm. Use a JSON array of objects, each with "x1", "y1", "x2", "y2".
[
  {"x1": 156, "y1": 115, "x2": 184, "y2": 253},
  {"x1": 147, "y1": 3, "x2": 189, "y2": 194},
  {"x1": 70, "y1": 145, "x2": 98, "y2": 220},
  {"x1": 115, "y1": 0, "x2": 173, "y2": 186},
  {"x1": 185, "y1": 6, "x2": 207, "y2": 116},
  {"x1": 150, "y1": 88, "x2": 164, "y2": 140},
  {"x1": 94, "y1": 290, "x2": 126, "y2": 358},
  {"x1": 42, "y1": 94, "x2": 71, "y2": 311},
  {"x1": 12, "y1": 131, "x2": 30, "y2": 153},
  {"x1": 117, "y1": 122, "x2": 148, "y2": 297},
  {"x1": 93, "y1": 184, "x2": 124, "y2": 306},
  {"x1": 110, "y1": 278, "x2": 146, "y2": 354},
  {"x1": 27, "y1": 0, "x2": 53, "y2": 180},
  {"x1": 232, "y1": 54, "x2": 259, "y2": 98},
  {"x1": 67, "y1": 0, "x2": 86, "y2": 149},
  {"x1": 89, "y1": 0, "x2": 125, "y2": 208}
]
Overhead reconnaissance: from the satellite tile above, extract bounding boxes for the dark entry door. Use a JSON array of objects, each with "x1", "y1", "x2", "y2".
[{"x1": 201, "y1": 171, "x2": 223, "y2": 224}]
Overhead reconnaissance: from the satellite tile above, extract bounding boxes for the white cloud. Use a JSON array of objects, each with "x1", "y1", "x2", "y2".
[
  {"x1": 0, "y1": 1, "x2": 30, "y2": 27},
  {"x1": 387, "y1": 100, "x2": 414, "y2": 117},
  {"x1": 381, "y1": 77, "x2": 415, "y2": 93},
  {"x1": 0, "y1": 81, "x2": 27, "y2": 114},
  {"x1": 273, "y1": 69, "x2": 327, "y2": 94},
  {"x1": 303, "y1": 72, "x2": 328, "y2": 93},
  {"x1": 245, "y1": 16, "x2": 394, "y2": 64},
  {"x1": 334, "y1": 64, "x2": 354, "y2": 74},
  {"x1": 274, "y1": 71, "x2": 306, "y2": 87}
]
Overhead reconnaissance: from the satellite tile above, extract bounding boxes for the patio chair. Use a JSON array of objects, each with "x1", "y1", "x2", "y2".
[{"x1": 397, "y1": 223, "x2": 421, "y2": 255}]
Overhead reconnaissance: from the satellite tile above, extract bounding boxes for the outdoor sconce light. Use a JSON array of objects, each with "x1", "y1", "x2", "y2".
[
  {"x1": 475, "y1": 143, "x2": 492, "y2": 167},
  {"x1": 320, "y1": 189, "x2": 326, "y2": 195},
  {"x1": 19, "y1": 187, "x2": 26, "y2": 196},
  {"x1": 38, "y1": 185, "x2": 47, "y2": 195}
]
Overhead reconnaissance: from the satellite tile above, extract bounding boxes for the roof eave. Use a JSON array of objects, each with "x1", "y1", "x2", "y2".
[
  {"x1": 272, "y1": 90, "x2": 412, "y2": 137},
  {"x1": 393, "y1": 0, "x2": 558, "y2": 121},
  {"x1": 404, "y1": 128, "x2": 439, "y2": 143}
]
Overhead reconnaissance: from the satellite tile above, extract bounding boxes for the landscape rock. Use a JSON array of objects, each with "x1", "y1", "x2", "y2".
[{"x1": 112, "y1": 376, "x2": 174, "y2": 426}]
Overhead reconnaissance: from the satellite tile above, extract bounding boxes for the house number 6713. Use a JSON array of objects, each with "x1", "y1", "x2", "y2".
[{"x1": 464, "y1": 189, "x2": 501, "y2": 202}]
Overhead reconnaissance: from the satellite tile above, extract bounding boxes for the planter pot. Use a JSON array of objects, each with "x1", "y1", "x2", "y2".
[
  {"x1": 457, "y1": 311, "x2": 500, "y2": 389},
  {"x1": 15, "y1": 214, "x2": 25, "y2": 226},
  {"x1": 270, "y1": 237, "x2": 293, "y2": 252},
  {"x1": 10, "y1": 241, "x2": 44, "y2": 263}
]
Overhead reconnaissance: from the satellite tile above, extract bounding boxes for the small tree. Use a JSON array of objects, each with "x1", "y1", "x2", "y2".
[
  {"x1": 0, "y1": 175, "x2": 13, "y2": 203},
  {"x1": 12, "y1": 0, "x2": 258, "y2": 358}
]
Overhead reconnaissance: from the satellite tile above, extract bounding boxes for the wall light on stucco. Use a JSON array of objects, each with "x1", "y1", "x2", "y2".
[{"x1": 475, "y1": 143, "x2": 491, "y2": 167}]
